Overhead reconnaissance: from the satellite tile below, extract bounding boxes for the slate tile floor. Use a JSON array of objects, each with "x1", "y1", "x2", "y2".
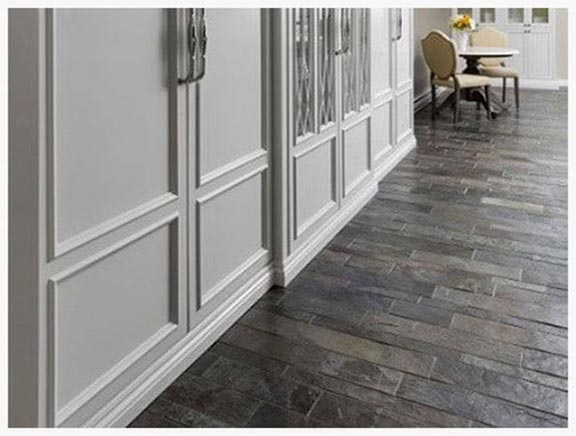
[{"x1": 130, "y1": 90, "x2": 568, "y2": 428}]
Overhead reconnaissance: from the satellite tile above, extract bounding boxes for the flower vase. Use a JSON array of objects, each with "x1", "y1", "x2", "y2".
[{"x1": 455, "y1": 32, "x2": 469, "y2": 52}]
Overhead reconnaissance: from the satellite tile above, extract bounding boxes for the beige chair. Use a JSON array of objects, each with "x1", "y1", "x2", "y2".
[
  {"x1": 470, "y1": 27, "x2": 519, "y2": 110},
  {"x1": 421, "y1": 30, "x2": 492, "y2": 123}
]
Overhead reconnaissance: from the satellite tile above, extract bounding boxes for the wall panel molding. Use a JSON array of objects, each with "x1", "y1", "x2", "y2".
[{"x1": 46, "y1": 214, "x2": 181, "y2": 426}]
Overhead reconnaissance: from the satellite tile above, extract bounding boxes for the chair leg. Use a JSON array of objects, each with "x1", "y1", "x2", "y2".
[
  {"x1": 502, "y1": 77, "x2": 507, "y2": 102},
  {"x1": 485, "y1": 86, "x2": 492, "y2": 120},
  {"x1": 431, "y1": 84, "x2": 436, "y2": 120},
  {"x1": 454, "y1": 89, "x2": 460, "y2": 124},
  {"x1": 514, "y1": 77, "x2": 520, "y2": 111}
]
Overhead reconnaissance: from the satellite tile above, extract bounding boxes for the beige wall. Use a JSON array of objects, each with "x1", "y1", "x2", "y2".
[
  {"x1": 556, "y1": 8, "x2": 568, "y2": 80},
  {"x1": 413, "y1": 8, "x2": 451, "y2": 101}
]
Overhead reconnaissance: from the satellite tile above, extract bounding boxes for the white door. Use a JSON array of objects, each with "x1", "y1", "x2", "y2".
[
  {"x1": 526, "y1": 28, "x2": 554, "y2": 80},
  {"x1": 43, "y1": 9, "x2": 187, "y2": 426},
  {"x1": 288, "y1": 8, "x2": 372, "y2": 252},
  {"x1": 340, "y1": 9, "x2": 373, "y2": 202},
  {"x1": 370, "y1": 9, "x2": 393, "y2": 167},
  {"x1": 186, "y1": 9, "x2": 272, "y2": 327},
  {"x1": 392, "y1": 8, "x2": 413, "y2": 146}
]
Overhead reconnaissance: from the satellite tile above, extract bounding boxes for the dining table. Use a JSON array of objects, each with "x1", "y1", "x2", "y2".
[{"x1": 439, "y1": 46, "x2": 520, "y2": 118}]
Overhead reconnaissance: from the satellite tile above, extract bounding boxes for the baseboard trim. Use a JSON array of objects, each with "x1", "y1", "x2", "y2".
[
  {"x1": 375, "y1": 134, "x2": 417, "y2": 182},
  {"x1": 414, "y1": 88, "x2": 449, "y2": 113},
  {"x1": 489, "y1": 78, "x2": 567, "y2": 90},
  {"x1": 274, "y1": 183, "x2": 376, "y2": 286},
  {"x1": 275, "y1": 133, "x2": 416, "y2": 287},
  {"x1": 86, "y1": 265, "x2": 274, "y2": 428}
]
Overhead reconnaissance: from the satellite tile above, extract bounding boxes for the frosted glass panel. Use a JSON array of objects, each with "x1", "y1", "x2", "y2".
[
  {"x1": 294, "y1": 9, "x2": 314, "y2": 138},
  {"x1": 508, "y1": 9, "x2": 525, "y2": 24},
  {"x1": 318, "y1": 9, "x2": 335, "y2": 128},
  {"x1": 532, "y1": 8, "x2": 549, "y2": 23},
  {"x1": 358, "y1": 9, "x2": 370, "y2": 108},
  {"x1": 480, "y1": 8, "x2": 495, "y2": 23}
]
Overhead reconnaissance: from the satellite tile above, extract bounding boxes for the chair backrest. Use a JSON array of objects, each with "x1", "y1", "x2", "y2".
[
  {"x1": 470, "y1": 26, "x2": 508, "y2": 67},
  {"x1": 421, "y1": 30, "x2": 458, "y2": 80}
]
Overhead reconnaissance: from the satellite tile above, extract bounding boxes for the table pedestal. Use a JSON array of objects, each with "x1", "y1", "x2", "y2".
[{"x1": 450, "y1": 55, "x2": 510, "y2": 118}]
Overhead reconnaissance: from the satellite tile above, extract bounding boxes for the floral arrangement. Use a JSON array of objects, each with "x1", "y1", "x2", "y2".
[{"x1": 449, "y1": 14, "x2": 476, "y2": 33}]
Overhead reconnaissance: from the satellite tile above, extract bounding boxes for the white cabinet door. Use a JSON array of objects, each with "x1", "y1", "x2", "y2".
[
  {"x1": 526, "y1": 29, "x2": 554, "y2": 79},
  {"x1": 393, "y1": 8, "x2": 413, "y2": 146},
  {"x1": 505, "y1": 29, "x2": 528, "y2": 77},
  {"x1": 370, "y1": 9, "x2": 393, "y2": 165},
  {"x1": 187, "y1": 9, "x2": 272, "y2": 325},
  {"x1": 43, "y1": 9, "x2": 188, "y2": 427}
]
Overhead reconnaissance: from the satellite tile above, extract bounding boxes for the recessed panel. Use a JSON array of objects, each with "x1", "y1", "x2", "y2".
[
  {"x1": 52, "y1": 10, "x2": 172, "y2": 244},
  {"x1": 396, "y1": 91, "x2": 412, "y2": 143},
  {"x1": 199, "y1": 9, "x2": 263, "y2": 178},
  {"x1": 372, "y1": 103, "x2": 391, "y2": 160},
  {"x1": 198, "y1": 172, "x2": 264, "y2": 300},
  {"x1": 370, "y1": 9, "x2": 391, "y2": 98},
  {"x1": 52, "y1": 222, "x2": 176, "y2": 413},
  {"x1": 395, "y1": 9, "x2": 411, "y2": 87},
  {"x1": 343, "y1": 120, "x2": 370, "y2": 195},
  {"x1": 295, "y1": 139, "x2": 336, "y2": 236}
]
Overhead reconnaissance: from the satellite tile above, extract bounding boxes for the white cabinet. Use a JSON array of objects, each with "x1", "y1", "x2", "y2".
[
  {"x1": 9, "y1": 7, "x2": 414, "y2": 427},
  {"x1": 453, "y1": 8, "x2": 556, "y2": 82},
  {"x1": 273, "y1": 8, "x2": 415, "y2": 285},
  {"x1": 10, "y1": 8, "x2": 273, "y2": 427}
]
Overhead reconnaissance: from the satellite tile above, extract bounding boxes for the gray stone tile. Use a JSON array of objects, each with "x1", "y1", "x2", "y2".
[
  {"x1": 523, "y1": 349, "x2": 568, "y2": 378},
  {"x1": 202, "y1": 357, "x2": 321, "y2": 414},
  {"x1": 431, "y1": 358, "x2": 567, "y2": 416},
  {"x1": 397, "y1": 375, "x2": 566, "y2": 427},
  {"x1": 161, "y1": 373, "x2": 260, "y2": 426},
  {"x1": 164, "y1": 403, "x2": 232, "y2": 427},
  {"x1": 451, "y1": 314, "x2": 567, "y2": 355}
]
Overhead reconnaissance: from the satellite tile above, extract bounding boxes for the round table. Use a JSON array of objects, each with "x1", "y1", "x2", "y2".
[
  {"x1": 457, "y1": 46, "x2": 520, "y2": 117},
  {"x1": 459, "y1": 46, "x2": 520, "y2": 75}
]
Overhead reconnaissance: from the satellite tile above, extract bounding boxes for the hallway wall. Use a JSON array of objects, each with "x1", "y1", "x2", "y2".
[{"x1": 413, "y1": 8, "x2": 451, "y2": 102}]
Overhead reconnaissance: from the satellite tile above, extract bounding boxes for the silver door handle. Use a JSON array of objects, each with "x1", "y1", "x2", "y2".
[
  {"x1": 179, "y1": 8, "x2": 207, "y2": 84},
  {"x1": 335, "y1": 8, "x2": 351, "y2": 55},
  {"x1": 397, "y1": 9, "x2": 403, "y2": 41},
  {"x1": 392, "y1": 9, "x2": 402, "y2": 42}
]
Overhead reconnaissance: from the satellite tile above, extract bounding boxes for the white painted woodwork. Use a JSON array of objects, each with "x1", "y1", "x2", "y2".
[
  {"x1": 274, "y1": 8, "x2": 415, "y2": 285},
  {"x1": 198, "y1": 9, "x2": 263, "y2": 180},
  {"x1": 50, "y1": 10, "x2": 175, "y2": 256},
  {"x1": 188, "y1": 9, "x2": 272, "y2": 325},
  {"x1": 343, "y1": 120, "x2": 370, "y2": 196},
  {"x1": 9, "y1": 8, "x2": 414, "y2": 428},
  {"x1": 294, "y1": 138, "x2": 337, "y2": 237}
]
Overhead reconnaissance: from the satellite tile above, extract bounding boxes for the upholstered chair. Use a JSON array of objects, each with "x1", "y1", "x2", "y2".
[
  {"x1": 421, "y1": 30, "x2": 492, "y2": 123},
  {"x1": 470, "y1": 26, "x2": 519, "y2": 110}
]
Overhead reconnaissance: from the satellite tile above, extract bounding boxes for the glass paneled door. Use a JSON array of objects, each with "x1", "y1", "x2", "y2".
[{"x1": 290, "y1": 8, "x2": 372, "y2": 251}]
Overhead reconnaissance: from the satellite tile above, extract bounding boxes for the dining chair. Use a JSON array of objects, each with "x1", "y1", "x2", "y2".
[
  {"x1": 470, "y1": 27, "x2": 520, "y2": 110},
  {"x1": 421, "y1": 30, "x2": 492, "y2": 123}
]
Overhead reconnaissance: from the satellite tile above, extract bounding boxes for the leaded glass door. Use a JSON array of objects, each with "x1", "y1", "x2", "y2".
[{"x1": 290, "y1": 8, "x2": 372, "y2": 251}]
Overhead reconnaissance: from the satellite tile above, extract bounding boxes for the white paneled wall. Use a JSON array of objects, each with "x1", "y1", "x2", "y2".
[{"x1": 9, "y1": 8, "x2": 415, "y2": 427}]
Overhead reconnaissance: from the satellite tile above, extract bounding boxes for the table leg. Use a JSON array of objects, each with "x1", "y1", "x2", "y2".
[{"x1": 462, "y1": 56, "x2": 481, "y2": 75}]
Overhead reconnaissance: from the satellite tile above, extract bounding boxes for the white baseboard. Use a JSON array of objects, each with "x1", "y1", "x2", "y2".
[
  {"x1": 275, "y1": 134, "x2": 416, "y2": 287},
  {"x1": 489, "y1": 78, "x2": 567, "y2": 90},
  {"x1": 87, "y1": 266, "x2": 274, "y2": 427},
  {"x1": 414, "y1": 88, "x2": 450, "y2": 113},
  {"x1": 375, "y1": 134, "x2": 417, "y2": 182}
]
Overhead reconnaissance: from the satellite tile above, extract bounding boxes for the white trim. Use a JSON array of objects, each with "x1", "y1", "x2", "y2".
[
  {"x1": 275, "y1": 134, "x2": 416, "y2": 287},
  {"x1": 414, "y1": 88, "x2": 450, "y2": 113},
  {"x1": 489, "y1": 78, "x2": 566, "y2": 90},
  {"x1": 85, "y1": 264, "x2": 274, "y2": 427}
]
